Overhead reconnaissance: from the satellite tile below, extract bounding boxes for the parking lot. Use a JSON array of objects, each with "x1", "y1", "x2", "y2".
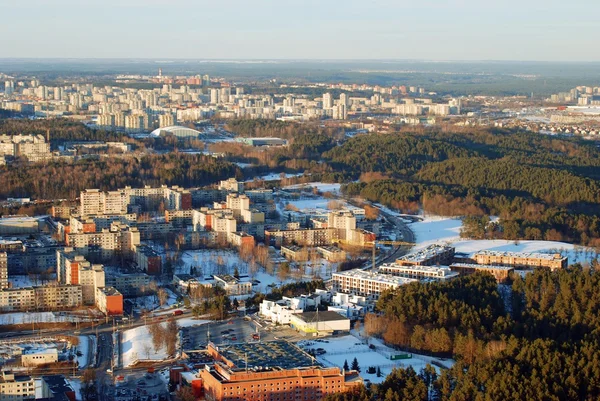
[{"x1": 181, "y1": 316, "x2": 308, "y2": 350}]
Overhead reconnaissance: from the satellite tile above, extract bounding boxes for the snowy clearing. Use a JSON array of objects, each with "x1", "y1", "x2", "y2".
[{"x1": 409, "y1": 216, "x2": 599, "y2": 266}]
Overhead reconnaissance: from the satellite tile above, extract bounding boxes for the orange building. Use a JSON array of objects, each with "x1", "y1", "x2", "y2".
[
  {"x1": 95, "y1": 287, "x2": 123, "y2": 315},
  {"x1": 200, "y1": 341, "x2": 361, "y2": 401}
]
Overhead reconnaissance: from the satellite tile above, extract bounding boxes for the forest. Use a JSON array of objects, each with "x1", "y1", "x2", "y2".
[
  {"x1": 326, "y1": 268, "x2": 600, "y2": 401},
  {"x1": 0, "y1": 154, "x2": 240, "y2": 199},
  {"x1": 331, "y1": 129, "x2": 600, "y2": 246}
]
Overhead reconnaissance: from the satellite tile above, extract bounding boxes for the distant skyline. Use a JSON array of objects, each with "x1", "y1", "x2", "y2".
[{"x1": 1, "y1": 0, "x2": 598, "y2": 62}]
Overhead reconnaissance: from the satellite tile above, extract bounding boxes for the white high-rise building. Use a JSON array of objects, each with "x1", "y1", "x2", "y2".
[
  {"x1": 322, "y1": 92, "x2": 333, "y2": 109},
  {"x1": 4, "y1": 81, "x2": 14, "y2": 95},
  {"x1": 210, "y1": 89, "x2": 220, "y2": 104},
  {"x1": 339, "y1": 93, "x2": 349, "y2": 107}
]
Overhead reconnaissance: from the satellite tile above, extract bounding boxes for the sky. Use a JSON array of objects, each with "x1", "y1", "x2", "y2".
[{"x1": 0, "y1": 0, "x2": 598, "y2": 61}]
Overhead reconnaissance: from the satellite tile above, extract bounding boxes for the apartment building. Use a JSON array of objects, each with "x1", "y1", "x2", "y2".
[
  {"x1": 66, "y1": 223, "x2": 140, "y2": 260},
  {"x1": 105, "y1": 271, "x2": 150, "y2": 296},
  {"x1": 265, "y1": 228, "x2": 337, "y2": 247},
  {"x1": 218, "y1": 178, "x2": 244, "y2": 193},
  {"x1": 473, "y1": 250, "x2": 568, "y2": 271},
  {"x1": 96, "y1": 286, "x2": 123, "y2": 315},
  {"x1": 395, "y1": 244, "x2": 455, "y2": 267},
  {"x1": 332, "y1": 269, "x2": 417, "y2": 299},
  {"x1": 0, "y1": 134, "x2": 52, "y2": 163},
  {"x1": 378, "y1": 263, "x2": 459, "y2": 281},
  {"x1": 450, "y1": 263, "x2": 514, "y2": 283},
  {"x1": 226, "y1": 193, "x2": 250, "y2": 216},
  {"x1": 0, "y1": 284, "x2": 82, "y2": 312},
  {"x1": 0, "y1": 371, "x2": 35, "y2": 401},
  {"x1": 135, "y1": 244, "x2": 163, "y2": 275},
  {"x1": 0, "y1": 252, "x2": 7, "y2": 290},
  {"x1": 200, "y1": 341, "x2": 361, "y2": 401},
  {"x1": 57, "y1": 248, "x2": 105, "y2": 304},
  {"x1": 328, "y1": 211, "x2": 356, "y2": 240}
]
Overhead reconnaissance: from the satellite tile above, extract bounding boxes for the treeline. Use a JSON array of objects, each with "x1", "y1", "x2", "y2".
[
  {"x1": 0, "y1": 118, "x2": 126, "y2": 143},
  {"x1": 340, "y1": 268, "x2": 600, "y2": 400},
  {"x1": 335, "y1": 129, "x2": 600, "y2": 245},
  {"x1": 0, "y1": 154, "x2": 240, "y2": 199}
]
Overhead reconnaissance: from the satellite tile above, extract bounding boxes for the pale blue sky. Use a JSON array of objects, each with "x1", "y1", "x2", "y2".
[{"x1": 0, "y1": 0, "x2": 597, "y2": 61}]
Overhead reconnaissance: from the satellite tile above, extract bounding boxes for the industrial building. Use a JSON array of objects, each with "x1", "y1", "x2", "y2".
[{"x1": 289, "y1": 311, "x2": 351, "y2": 336}]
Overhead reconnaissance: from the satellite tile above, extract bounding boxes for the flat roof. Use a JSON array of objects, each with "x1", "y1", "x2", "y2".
[
  {"x1": 396, "y1": 244, "x2": 454, "y2": 263},
  {"x1": 293, "y1": 311, "x2": 349, "y2": 323},
  {"x1": 216, "y1": 340, "x2": 318, "y2": 370},
  {"x1": 333, "y1": 269, "x2": 417, "y2": 285},
  {"x1": 450, "y1": 263, "x2": 514, "y2": 271},
  {"x1": 474, "y1": 250, "x2": 566, "y2": 261}
]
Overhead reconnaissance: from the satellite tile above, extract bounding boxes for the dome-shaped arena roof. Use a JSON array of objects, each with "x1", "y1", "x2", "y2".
[{"x1": 150, "y1": 125, "x2": 202, "y2": 138}]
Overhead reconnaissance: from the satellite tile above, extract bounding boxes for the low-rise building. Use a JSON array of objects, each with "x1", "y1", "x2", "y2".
[
  {"x1": 289, "y1": 311, "x2": 351, "y2": 336},
  {"x1": 378, "y1": 263, "x2": 459, "y2": 281},
  {"x1": 21, "y1": 348, "x2": 58, "y2": 367},
  {"x1": 450, "y1": 263, "x2": 514, "y2": 283},
  {"x1": 213, "y1": 275, "x2": 252, "y2": 296},
  {"x1": 259, "y1": 299, "x2": 303, "y2": 325},
  {"x1": 316, "y1": 246, "x2": 347, "y2": 262},
  {"x1": 473, "y1": 250, "x2": 567, "y2": 270},
  {"x1": 200, "y1": 341, "x2": 361, "y2": 401},
  {"x1": 395, "y1": 244, "x2": 455, "y2": 266},
  {"x1": 280, "y1": 245, "x2": 309, "y2": 262},
  {"x1": 332, "y1": 269, "x2": 417, "y2": 300},
  {"x1": 0, "y1": 371, "x2": 35, "y2": 401}
]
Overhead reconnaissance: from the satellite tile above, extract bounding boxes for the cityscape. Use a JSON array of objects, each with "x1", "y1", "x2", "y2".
[{"x1": 1, "y1": 2, "x2": 600, "y2": 401}]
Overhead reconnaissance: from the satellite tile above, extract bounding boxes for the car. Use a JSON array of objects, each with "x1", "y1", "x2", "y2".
[
  {"x1": 227, "y1": 320, "x2": 234, "y2": 325},
  {"x1": 221, "y1": 330, "x2": 229, "y2": 334},
  {"x1": 230, "y1": 336, "x2": 237, "y2": 341},
  {"x1": 252, "y1": 333, "x2": 260, "y2": 340}
]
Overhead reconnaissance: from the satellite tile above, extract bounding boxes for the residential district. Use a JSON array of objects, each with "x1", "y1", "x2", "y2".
[{"x1": 0, "y1": 172, "x2": 573, "y2": 401}]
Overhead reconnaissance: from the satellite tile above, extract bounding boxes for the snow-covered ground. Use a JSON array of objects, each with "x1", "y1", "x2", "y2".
[
  {"x1": 283, "y1": 182, "x2": 342, "y2": 194},
  {"x1": 0, "y1": 311, "x2": 98, "y2": 325},
  {"x1": 300, "y1": 334, "x2": 452, "y2": 384},
  {"x1": 76, "y1": 336, "x2": 91, "y2": 368},
  {"x1": 131, "y1": 288, "x2": 178, "y2": 313},
  {"x1": 121, "y1": 319, "x2": 209, "y2": 366},
  {"x1": 246, "y1": 172, "x2": 304, "y2": 182},
  {"x1": 408, "y1": 216, "x2": 600, "y2": 266},
  {"x1": 178, "y1": 249, "x2": 298, "y2": 293}
]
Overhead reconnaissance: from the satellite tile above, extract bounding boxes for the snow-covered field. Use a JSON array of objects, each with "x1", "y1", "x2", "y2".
[
  {"x1": 409, "y1": 216, "x2": 600, "y2": 266},
  {"x1": 121, "y1": 319, "x2": 209, "y2": 366},
  {"x1": 132, "y1": 288, "x2": 178, "y2": 313},
  {"x1": 246, "y1": 172, "x2": 304, "y2": 182},
  {"x1": 0, "y1": 311, "x2": 99, "y2": 325},
  {"x1": 283, "y1": 182, "x2": 342, "y2": 194},
  {"x1": 178, "y1": 249, "x2": 297, "y2": 292},
  {"x1": 76, "y1": 336, "x2": 91, "y2": 368},
  {"x1": 301, "y1": 334, "x2": 452, "y2": 384}
]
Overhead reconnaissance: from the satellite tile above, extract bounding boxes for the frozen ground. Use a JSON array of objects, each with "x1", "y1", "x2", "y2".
[
  {"x1": 300, "y1": 334, "x2": 453, "y2": 384},
  {"x1": 0, "y1": 311, "x2": 99, "y2": 325},
  {"x1": 409, "y1": 216, "x2": 599, "y2": 266},
  {"x1": 76, "y1": 335, "x2": 91, "y2": 368},
  {"x1": 178, "y1": 249, "x2": 299, "y2": 293},
  {"x1": 121, "y1": 319, "x2": 209, "y2": 366},
  {"x1": 132, "y1": 288, "x2": 178, "y2": 313},
  {"x1": 283, "y1": 182, "x2": 342, "y2": 194},
  {"x1": 246, "y1": 172, "x2": 304, "y2": 182}
]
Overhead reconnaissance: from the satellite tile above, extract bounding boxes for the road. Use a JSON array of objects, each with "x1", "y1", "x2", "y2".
[
  {"x1": 375, "y1": 209, "x2": 416, "y2": 267},
  {"x1": 95, "y1": 332, "x2": 114, "y2": 401}
]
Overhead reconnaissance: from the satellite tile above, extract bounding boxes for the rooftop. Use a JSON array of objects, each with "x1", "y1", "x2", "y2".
[
  {"x1": 333, "y1": 269, "x2": 417, "y2": 285},
  {"x1": 450, "y1": 263, "x2": 514, "y2": 271},
  {"x1": 215, "y1": 340, "x2": 318, "y2": 370},
  {"x1": 293, "y1": 311, "x2": 349, "y2": 323},
  {"x1": 98, "y1": 286, "x2": 121, "y2": 296},
  {"x1": 396, "y1": 244, "x2": 454, "y2": 263},
  {"x1": 474, "y1": 250, "x2": 567, "y2": 261}
]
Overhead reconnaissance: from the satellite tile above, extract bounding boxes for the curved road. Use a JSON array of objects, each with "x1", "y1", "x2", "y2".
[{"x1": 375, "y1": 208, "x2": 416, "y2": 267}]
